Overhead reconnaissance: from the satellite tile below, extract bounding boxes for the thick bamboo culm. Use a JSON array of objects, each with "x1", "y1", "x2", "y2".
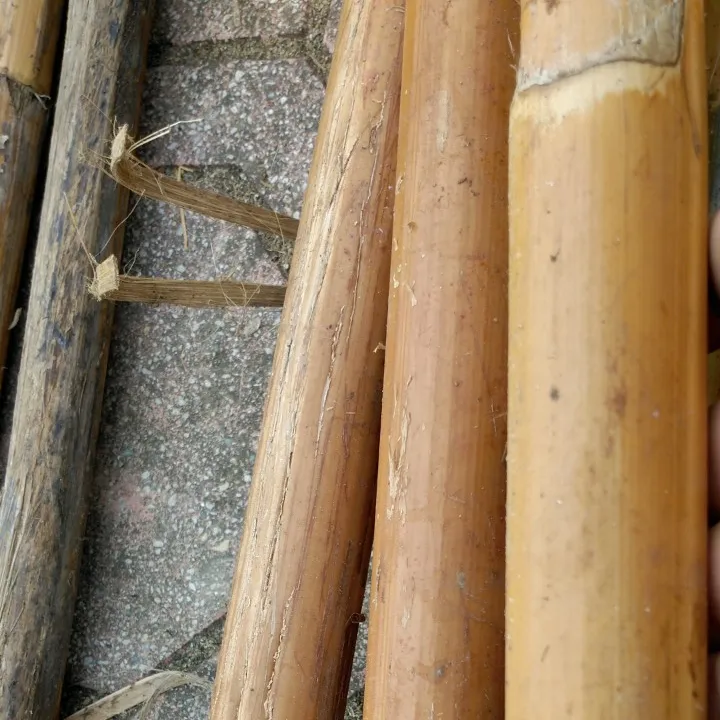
[
  {"x1": 0, "y1": 0, "x2": 153, "y2": 716},
  {"x1": 362, "y1": 0, "x2": 517, "y2": 716},
  {"x1": 209, "y1": 0, "x2": 403, "y2": 715},
  {"x1": 109, "y1": 128, "x2": 299, "y2": 239},
  {"x1": 0, "y1": 0, "x2": 64, "y2": 389},
  {"x1": 506, "y1": 2, "x2": 707, "y2": 719}
]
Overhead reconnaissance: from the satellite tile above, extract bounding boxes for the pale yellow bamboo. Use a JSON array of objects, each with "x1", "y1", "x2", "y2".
[{"x1": 506, "y1": 2, "x2": 707, "y2": 718}]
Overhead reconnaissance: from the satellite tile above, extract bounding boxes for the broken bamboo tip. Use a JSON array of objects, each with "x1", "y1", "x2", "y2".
[
  {"x1": 89, "y1": 254, "x2": 286, "y2": 309},
  {"x1": 108, "y1": 124, "x2": 300, "y2": 240}
]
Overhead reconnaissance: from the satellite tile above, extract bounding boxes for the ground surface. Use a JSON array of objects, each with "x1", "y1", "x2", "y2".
[{"x1": 1, "y1": 0, "x2": 368, "y2": 716}]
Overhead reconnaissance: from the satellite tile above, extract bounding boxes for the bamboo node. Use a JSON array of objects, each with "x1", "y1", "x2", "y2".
[{"x1": 88, "y1": 255, "x2": 120, "y2": 299}]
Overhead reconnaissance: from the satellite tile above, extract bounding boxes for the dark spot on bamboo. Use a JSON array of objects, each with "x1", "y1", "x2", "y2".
[
  {"x1": 608, "y1": 386, "x2": 626, "y2": 417},
  {"x1": 550, "y1": 250, "x2": 559, "y2": 262},
  {"x1": 550, "y1": 386, "x2": 559, "y2": 401},
  {"x1": 541, "y1": 645, "x2": 550, "y2": 662},
  {"x1": 545, "y1": 0, "x2": 558, "y2": 11}
]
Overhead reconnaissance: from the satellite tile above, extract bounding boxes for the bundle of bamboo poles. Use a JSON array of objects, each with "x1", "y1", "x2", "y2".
[{"x1": 0, "y1": 0, "x2": 715, "y2": 716}]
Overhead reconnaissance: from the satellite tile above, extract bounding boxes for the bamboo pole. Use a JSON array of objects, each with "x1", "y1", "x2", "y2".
[
  {"x1": 209, "y1": 0, "x2": 403, "y2": 715},
  {"x1": 506, "y1": 2, "x2": 707, "y2": 719},
  {"x1": 0, "y1": 0, "x2": 64, "y2": 390},
  {"x1": 362, "y1": 0, "x2": 517, "y2": 715},
  {"x1": 0, "y1": 0, "x2": 153, "y2": 716}
]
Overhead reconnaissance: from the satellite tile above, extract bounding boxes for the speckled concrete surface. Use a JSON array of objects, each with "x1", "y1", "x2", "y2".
[{"x1": 58, "y1": 0, "x2": 369, "y2": 717}]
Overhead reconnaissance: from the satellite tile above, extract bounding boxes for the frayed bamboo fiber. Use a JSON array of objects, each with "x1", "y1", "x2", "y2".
[
  {"x1": 88, "y1": 254, "x2": 285, "y2": 308},
  {"x1": 109, "y1": 124, "x2": 299, "y2": 239}
]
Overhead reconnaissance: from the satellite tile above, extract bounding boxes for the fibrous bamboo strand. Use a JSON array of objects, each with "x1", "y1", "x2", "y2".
[
  {"x1": 209, "y1": 0, "x2": 403, "y2": 715},
  {"x1": 362, "y1": 0, "x2": 517, "y2": 716},
  {"x1": 89, "y1": 254, "x2": 285, "y2": 308},
  {"x1": 0, "y1": 0, "x2": 153, "y2": 715},
  {"x1": 0, "y1": 0, "x2": 64, "y2": 390},
  {"x1": 109, "y1": 126, "x2": 299, "y2": 239},
  {"x1": 506, "y1": 2, "x2": 707, "y2": 718}
]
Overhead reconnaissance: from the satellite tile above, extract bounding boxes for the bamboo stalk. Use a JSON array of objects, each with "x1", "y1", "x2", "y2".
[
  {"x1": 209, "y1": 0, "x2": 403, "y2": 715},
  {"x1": 506, "y1": 2, "x2": 707, "y2": 718},
  {"x1": 0, "y1": 0, "x2": 64, "y2": 390},
  {"x1": 0, "y1": 0, "x2": 153, "y2": 716},
  {"x1": 88, "y1": 254, "x2": 286, "y2": 308},
  {"x1": 362, "y1": 0, "x2": 517, "y2": 715},
  {"x1": 108, "y1": 128, "x2": 299, "y2": 239}
]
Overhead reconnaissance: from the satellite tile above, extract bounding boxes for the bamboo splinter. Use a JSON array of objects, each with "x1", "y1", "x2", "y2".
[
  {"x1": 109, "y1": 125, "x2": 300, "y2": 239},
  {"x1": 506, "y1": 1, "x2": 707, "y2": 718},
  {"x1": 0, "y1": 0, "x2": 64, "y2": 389},
  {"x1": 89, "y1": 254, "x2": 286, "y2": 308}
]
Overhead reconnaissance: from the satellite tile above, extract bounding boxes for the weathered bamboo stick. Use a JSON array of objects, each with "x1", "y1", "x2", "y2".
[
  {"x1": 0, "y1": 0, "x2": 153, "y2": 716},
  {"x1": 108, "y1": 127, "x2": 300, "y2": 239},
  {"x1": 506, "y1": 2, "x2": 707, "y2": 718},
  {"x1": 362, "y1": 0, "x2": 517, "y2": 715},
  {"x1": 0, "y1": 0, "x2": 64, "y2": 390},
  {"x1": 89, "y1": 253, "x2": 286, "y2": 308},
  {"x1": 209, "y1": 0, "x2": 404, "y2": 715}
]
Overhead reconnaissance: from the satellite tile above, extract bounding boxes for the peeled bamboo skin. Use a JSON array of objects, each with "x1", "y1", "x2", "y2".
[
  {"x1": 506, "y1": 2, "x2": 707, "y2": 719},
  {"x1": 363, "y1": 0, "x2": 517, "y2": 716},
  {"x1": 209, "y1": 0, "x2": 402, "y2": 715}
]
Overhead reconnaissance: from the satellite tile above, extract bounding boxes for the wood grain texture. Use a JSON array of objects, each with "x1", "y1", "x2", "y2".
[
  {"x1": 0, "y1": 0, "x2": 64, "y2": 393},
  {"x1": 0, "y1": 78, "x2": 48, "y2": 391},
  {"x1": 506, "y1": 1, "x2": 707, "y2": 718},
  {"x1": 362, "y1": 0, "x2": 517, "y2": 716},
  {"x1": 0, "y1": 0, "x2": 64, "y2": 93},
  {"x1": 209, "y1": 0, "x2": 403, "y2": 715},
  {"x1": 0, "y1": 0, "x2": 153, "y2": 716}
]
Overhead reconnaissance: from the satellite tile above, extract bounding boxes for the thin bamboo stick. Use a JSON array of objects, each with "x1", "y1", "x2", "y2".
[
  {"x1": 0, "y1": 0, "x2": 153, "y2": 715},
  {"x1": 506, "y1": 2, "x2": 707, "y2": 718},
  {"x1": 88, "y1": 253, "x2": 286, "y2": 308},
  {"x1": 108, "y1": 128, "x2": 300, "y2": 239},
  {"x1": 0, "y1": 0, "x2": 64, "y2": 390},
  {"x1": 362, "y1": 0, "x2": 517, "y2": 715},
  {"x1": 209, "y1": 0, "x2": 404, "y2": 714}
]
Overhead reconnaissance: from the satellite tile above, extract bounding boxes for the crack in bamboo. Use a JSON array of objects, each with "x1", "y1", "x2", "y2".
[{"x1": 108, "y1": 124, "x2": 300, "y2": 239}]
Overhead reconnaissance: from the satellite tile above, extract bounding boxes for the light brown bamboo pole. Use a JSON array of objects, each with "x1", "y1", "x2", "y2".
[
  {"x1": 362, "y1": 0, "x2": 517, "y2": 716},
  {"x1": 0, "y1": 0, "x2": 64, "y2": 390},
  {"x1": 0, "y1": 0, "x2": 153, "y2": 716},
  {"x1": 506, "y1": 2, "x2": 707, "y2": 719},
  {"x1": 209, "y1": 0, "x2": 403, "y2": 715}
]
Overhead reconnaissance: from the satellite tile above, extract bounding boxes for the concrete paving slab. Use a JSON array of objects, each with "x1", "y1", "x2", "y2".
[
  {"x1": 139, "y1": 60, "x2": 324, "y2": 217},
  {"x1": 153, "y1": 0, "x2": 308, "y2": 46}
]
